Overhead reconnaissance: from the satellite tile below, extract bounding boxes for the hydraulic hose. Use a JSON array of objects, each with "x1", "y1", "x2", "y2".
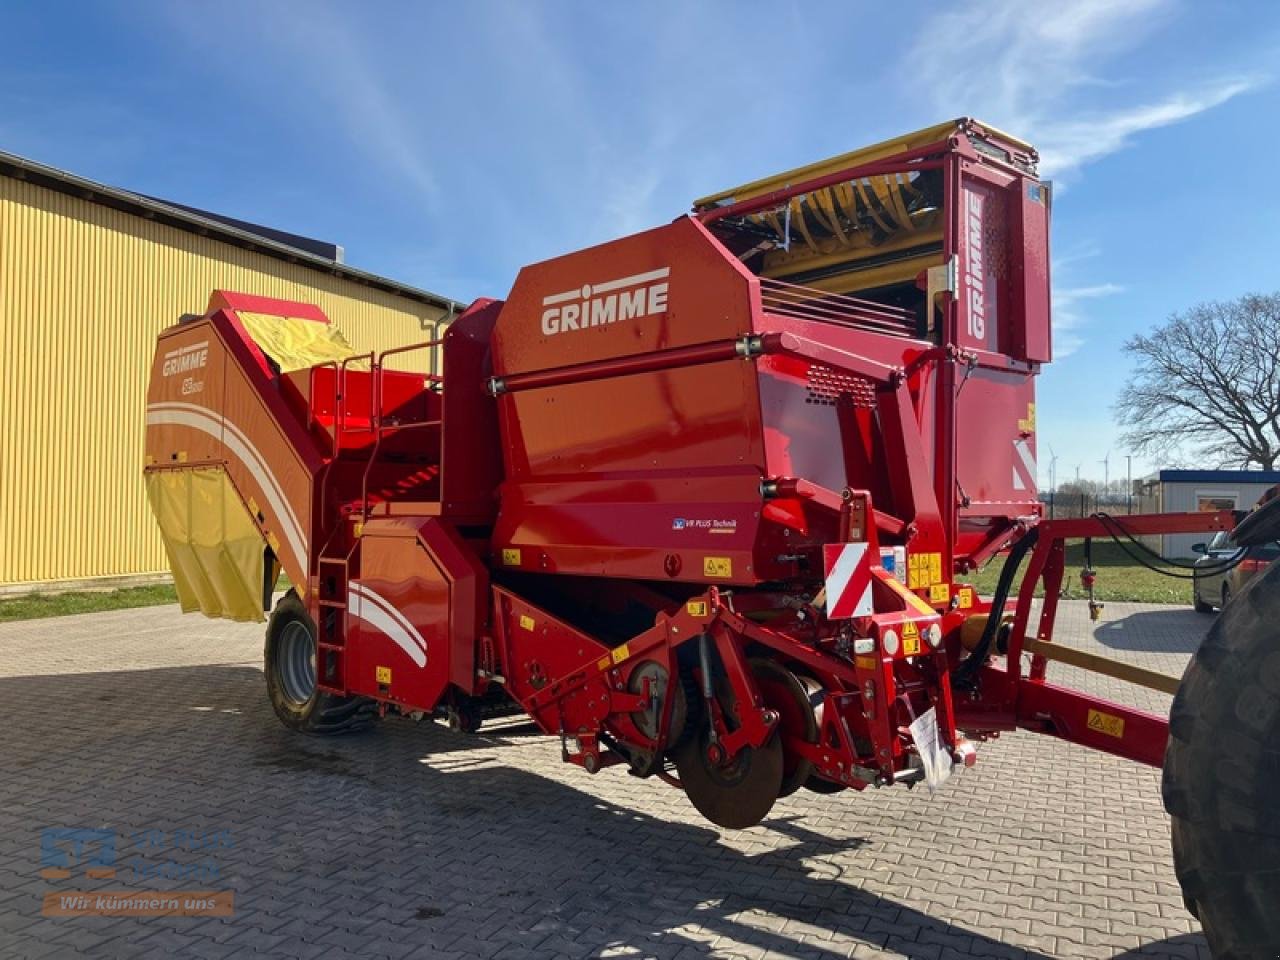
[
  {"x1": 954, "y1": 526, "x2": 1039, "y2": 688},
  {"x1": 1094, "y1": 513, "x2": 1248, "y2": 580}
]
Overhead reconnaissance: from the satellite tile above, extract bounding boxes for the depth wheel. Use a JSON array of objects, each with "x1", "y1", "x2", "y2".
[
  {"x1": 264, "y1": 591, "x2": 375, "y2": 735},
  {"x1": 803, "y1": 775, "x2": 847, "y2": 794},
  {"x1": 674, "y1": 665, "x2": 783, "y2": 829},
  {"x1": 749, "y1": 658, "x2": 820, "y2": 798},
  {"x1": 1164, "y1": 562, "x2": 1280, "y2": 957}
]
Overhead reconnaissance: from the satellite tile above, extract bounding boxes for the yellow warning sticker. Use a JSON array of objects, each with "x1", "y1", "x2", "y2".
[
  {"x1": 958, "y1": 587, "x2": 974, "y2": 610},
  {"x1": 611, "y1": 643, "x2": 631, "y2": 665},
  {"x1": 686, "y1": 600, "x2": 709, "y2": 617},
  {"x1": 907, "y1": 552, "x2": 943, "y2": 589},
  {"x1": 501, "y1": 548, "x2": 521, "y2": 566},
  {"x1": 855, "y1": 655, "x2": 878, "y2": 671},
  {"x1": 1018, "y1": 402, "x2": 1037, "y2": 434},
  {"x1": 929, "y1": 582, "x2": 951, "y2": 604},
  {"x1": 1087, "y1": 709, "x2": 1125, "y2": 739},
  {"x1": 596, "y1": 655, "x2": 612, "y2": 672},
  {"x1": 376, "y1": 666, "x2": 392, "y2": 685},
  {"x1": 519, "y1": 614, "x2": 535, "y2": 631},
  {"x1": 902, "y1": 621, "x2": 920, "y2": 656},
  {"x1": 703, "y1": 556, "x2": 733, "y2": 578}
]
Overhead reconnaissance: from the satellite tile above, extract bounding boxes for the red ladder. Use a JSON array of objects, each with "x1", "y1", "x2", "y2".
[{"x1": 315, "y1": 555, "x2": 351, "y2": 693}]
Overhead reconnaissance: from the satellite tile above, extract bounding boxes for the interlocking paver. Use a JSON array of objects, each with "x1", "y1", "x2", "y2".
[{"x1": 0, "y1": 599, "x2": 1213, "y2": 958}]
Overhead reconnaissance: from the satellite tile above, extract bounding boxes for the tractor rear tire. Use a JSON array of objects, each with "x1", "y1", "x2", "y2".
[
  {"x1": 264, "y1": 591, "x2": 375, "y2": 735},
  {"x1": 1163, "y1": 562, "x2": 1280, "y2": 959}
]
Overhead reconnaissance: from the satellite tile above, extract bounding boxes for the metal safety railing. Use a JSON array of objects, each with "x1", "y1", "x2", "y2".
[
  {"x1": 758, "y1": 278, "x2": 916, "y2": 339},
  {"x1": 308, "y1": 339, "x2": 445, "y2": 534},
  {"x1": 358, "y1": 339, "x2": 445, "y2": 522}
]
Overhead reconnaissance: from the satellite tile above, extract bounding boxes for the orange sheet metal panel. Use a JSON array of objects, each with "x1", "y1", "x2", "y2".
[{"x1": 0, "y1": 175, "x2": 451, "y2": 587}]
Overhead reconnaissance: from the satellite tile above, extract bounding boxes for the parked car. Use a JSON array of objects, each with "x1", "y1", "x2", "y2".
[{"x1": 1191, "y1": 528, "x2": 1280, "y2": 612}]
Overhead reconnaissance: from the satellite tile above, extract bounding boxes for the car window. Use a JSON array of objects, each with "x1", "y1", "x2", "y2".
[{"x1": 1252, "y1": 542, "x2": 1280, "y2": 561}]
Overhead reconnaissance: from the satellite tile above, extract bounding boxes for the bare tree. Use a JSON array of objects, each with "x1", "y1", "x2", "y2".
[{"x1": 1116, "y1": 293, "x2": 1280, "y2": 469}]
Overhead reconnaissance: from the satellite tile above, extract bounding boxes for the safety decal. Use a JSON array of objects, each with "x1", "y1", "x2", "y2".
[
  {"x1": 907, "y1": 552, "x2": 943, "y2": 590},
  {"x1": 703, "y1": 557, "x2": 733, "y2": 578},
  {"x1": 1012, "y1": 437, "x2": 1037, "y2": 491},
  {"x1": 1087, "y1": 709, "x2": 1125, "y2": 739},
  {"x1": 823, "y1": 543, "x2": 873, "y2": 618},
  {"x1": 902, "y1": 621, "x2": 921, "y2": 657}
]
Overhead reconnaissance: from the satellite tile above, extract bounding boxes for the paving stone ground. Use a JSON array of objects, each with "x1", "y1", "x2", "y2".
[{"x1": 0, "y1": 599, "x2": 1215, "y2": 959}]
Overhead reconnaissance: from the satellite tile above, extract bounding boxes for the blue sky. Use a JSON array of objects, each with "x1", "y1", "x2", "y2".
[{"x1": 3, "y1": 1, "x2": 1278, "y2": 486}]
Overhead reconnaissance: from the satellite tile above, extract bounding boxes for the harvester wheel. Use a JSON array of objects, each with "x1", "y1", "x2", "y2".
[
  {"x1": 749, "y1": 658, "x2": 819, "y2": 798},
  {"x1": 1163, "y1": 562, "x2": 1280, "y2": 958},
  {"x1": 264, "y1": 591, "x2": 375, "y2": 735},
  {"x1": 674, "y1": 667, "x2": 784, "y2": 829}
]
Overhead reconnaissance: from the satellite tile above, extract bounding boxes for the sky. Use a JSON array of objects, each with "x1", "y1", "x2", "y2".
[{"x1": 3, "y1": 0, "x2": 1278, "y2": 487}]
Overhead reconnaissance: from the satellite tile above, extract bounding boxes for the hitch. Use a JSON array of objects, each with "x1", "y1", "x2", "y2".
[{"x1": 1081, "y1": 537, "x2": 1103, "y2": 621}]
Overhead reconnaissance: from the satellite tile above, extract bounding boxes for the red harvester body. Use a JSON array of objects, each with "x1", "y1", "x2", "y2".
[{"x1": 143, "y1": 119, "x2": 1233, "y2": 827}]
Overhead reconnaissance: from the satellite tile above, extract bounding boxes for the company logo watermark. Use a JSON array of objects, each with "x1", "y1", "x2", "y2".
[
  {"x1": 39, "y1": 827, "x2": 235, "y2": 916},
  {"x1": 671, "y1": 517, "x2": 737, "y2": 534}
]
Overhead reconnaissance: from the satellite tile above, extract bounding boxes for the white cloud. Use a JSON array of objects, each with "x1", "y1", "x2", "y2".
[
  {"x1": 1053, "y1": 282, "x2": 1124, "y2": 356},
  {"x1": 909, "y1": 0, "x2": 1261, "y2": 180},
  {"x1": 1036, "y1": 80, "x2": 1255, "y2": 176},
  {"x1": 910, "y1": 0, "x2": 1261, "y2": 355},
  {"x1": 159, "y1": 4, "x2": 439, "y2": 210}
]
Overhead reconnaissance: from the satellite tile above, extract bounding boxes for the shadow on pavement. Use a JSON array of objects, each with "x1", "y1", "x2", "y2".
[
  {"x1": 1092, "y1": 607, "x2": 1211, "y2": 654},
  {"x1": 0, "y1": 659, "x2": 1192, "y2": 959},
  {"x1": 1112, "y1": 932, "x2": 1209, "y2": 959}
]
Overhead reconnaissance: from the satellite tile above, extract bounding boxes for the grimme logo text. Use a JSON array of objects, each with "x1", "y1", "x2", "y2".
[
  {"x1": 161, "y1": 341, "x2": 209, "y2": 377},
  {"x1": 964, "y1": 193, "x2": 987, "y2": 341},
  {"x1": 540, "y1": 268, "x2": 670, "y2": 337}
]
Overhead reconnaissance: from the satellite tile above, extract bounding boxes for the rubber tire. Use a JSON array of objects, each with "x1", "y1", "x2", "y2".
[
  {"x1": 1163, "y1": 561, "x2": 1280, "y2": 959},
  {"x1": 264, "y1": 591, "x2": 375, "y2": 735},
  {"x1": 802, "y1": 775, "x2": 847, "y2": 794},
  {"x1": 1192, "y1": 585, "x2": 1214, "y2": 614}
]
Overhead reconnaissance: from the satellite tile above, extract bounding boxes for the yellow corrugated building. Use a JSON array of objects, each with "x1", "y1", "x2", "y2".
[{"x1": 0, "y1": 150, "x2": 459, "y2": 591}]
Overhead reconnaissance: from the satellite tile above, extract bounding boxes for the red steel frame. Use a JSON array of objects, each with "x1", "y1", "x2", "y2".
[{"x1": 956, "y1": 511, "x2": 1237, "y2": 768}]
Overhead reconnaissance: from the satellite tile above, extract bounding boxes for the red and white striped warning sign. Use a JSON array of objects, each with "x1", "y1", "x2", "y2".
[
  {"x1": 823, "y1": 543, "x2": 874, "y2": 618},
  {"x1": 1012, "y1": 437, "x2": 1037, "y2": 492}
]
